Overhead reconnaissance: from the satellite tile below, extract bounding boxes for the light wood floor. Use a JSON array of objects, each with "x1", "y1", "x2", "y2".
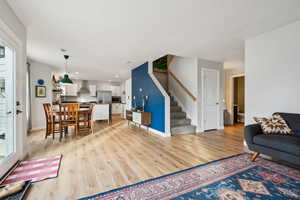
[{"x1": 26, "y1": 116, "x2": 246, "y2": 200}]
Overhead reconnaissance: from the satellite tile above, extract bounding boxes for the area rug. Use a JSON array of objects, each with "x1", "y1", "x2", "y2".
[
  {"x1": 79, "y1": 153, "x2": 300, "y2": 200},
  {"x1": 1, "y1": 155, "x2": 62, "y2": 186}
]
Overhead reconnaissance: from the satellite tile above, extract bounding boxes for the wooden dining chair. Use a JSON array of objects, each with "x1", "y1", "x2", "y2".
[
  {"x1": 59, "y1": 103, "x2": 79, "y2": 141},
  {"x1": 43, "y1": 103, "x2": 60, "y2": 139},
  {"x1": 78, "y1": 104, "x2": 94, "y2": 134}
]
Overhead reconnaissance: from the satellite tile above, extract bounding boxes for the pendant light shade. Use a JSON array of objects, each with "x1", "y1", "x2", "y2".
[
  {"x1": 60, "y1": 74, "x2": 73, "y2": 84},
  {"x1": 59, "y1": 54, "x2": 73, "y2": 85}
]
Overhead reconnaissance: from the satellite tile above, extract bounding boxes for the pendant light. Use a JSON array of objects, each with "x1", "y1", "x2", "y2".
[{"x1": 59, "y1": 54, "x2": 73, "y2": 84}]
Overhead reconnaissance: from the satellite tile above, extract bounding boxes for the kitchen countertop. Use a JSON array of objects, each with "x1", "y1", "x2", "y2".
[{"x1": 60, "y1": 101, "x2": 109, "y2": 104}]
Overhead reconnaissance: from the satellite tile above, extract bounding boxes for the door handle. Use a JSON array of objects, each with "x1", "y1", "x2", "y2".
[
  {"x1": 216, "y1": 103, "x2": 219, "y2": 105},
  {"x1": 6, "y1": 111, "x2": 12, "y2": 115},
  {"x1": 0, "y1": 132, "x2": 5, "y2": 140},
  {"x1": 17, "y1": 109, "x2": 23, "y2": 115}
]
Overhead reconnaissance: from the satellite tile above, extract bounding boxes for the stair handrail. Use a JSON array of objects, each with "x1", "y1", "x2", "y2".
[{"x1": 168, "y1": 70, "x2": 197, "y2": 101}]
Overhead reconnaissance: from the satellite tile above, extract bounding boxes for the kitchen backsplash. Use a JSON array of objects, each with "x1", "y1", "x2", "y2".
[{"x1": 62, "y1": 93, "x2": 97, "y2": 103}]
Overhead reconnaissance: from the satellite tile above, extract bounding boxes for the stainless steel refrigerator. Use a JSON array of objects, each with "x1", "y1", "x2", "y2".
[{"x1": 96, "y1": 91, "x2": 112, "y2": 104}]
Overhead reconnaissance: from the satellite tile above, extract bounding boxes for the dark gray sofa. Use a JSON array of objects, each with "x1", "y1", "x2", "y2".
[{"x1": 244, "y1": 112, "x2": 300, "y2": 165}]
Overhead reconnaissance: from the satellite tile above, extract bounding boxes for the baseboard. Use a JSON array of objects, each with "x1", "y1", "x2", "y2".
[
  {"x1": 196, "y1": 128, "x2": 203, "y2": 133},
  {"x1": 30, "y1": 126, "x2": 45, "y2": 132},
  {"x1": 130, "y1": 122, "x2": 169, "y2": 137},
  {"x1": 149, "y1": 127, "x2": 169, "y2": 137}
]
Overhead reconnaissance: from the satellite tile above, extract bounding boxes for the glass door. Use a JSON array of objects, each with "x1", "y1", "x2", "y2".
[{"x1": 0, "y1": 41, "x2": 16, "y2": 169}]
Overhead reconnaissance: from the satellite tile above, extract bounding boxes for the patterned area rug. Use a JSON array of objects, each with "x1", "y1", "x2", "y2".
[
  {"x1": 79, "y1": 153, "x2": 300, "y2": 200},
  {"x1": 1, "y1": 155, "x2": 62, "y2": 186}
]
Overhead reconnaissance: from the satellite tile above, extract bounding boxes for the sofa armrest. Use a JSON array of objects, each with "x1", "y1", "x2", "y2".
[{"x1": 244, "y1": 124, "x2": 262, "y2": 145}]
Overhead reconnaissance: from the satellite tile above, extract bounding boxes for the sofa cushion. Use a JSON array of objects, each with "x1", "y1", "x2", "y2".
[
  {"x1": 274, "y1": 113, "x2": 300, "y2": 136},
  {"x1": 253, "y1": 134, "x2": 300, "y2": 156}
]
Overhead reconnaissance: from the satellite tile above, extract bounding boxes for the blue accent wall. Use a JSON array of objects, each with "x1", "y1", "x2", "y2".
[{"x1": 132, "y1": 62, "x2": 165, "y2": 133}]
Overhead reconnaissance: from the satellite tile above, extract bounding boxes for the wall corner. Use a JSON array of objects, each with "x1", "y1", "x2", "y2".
[{"x1": 147, "y1": 61, "x2": 171, "y2": 136}]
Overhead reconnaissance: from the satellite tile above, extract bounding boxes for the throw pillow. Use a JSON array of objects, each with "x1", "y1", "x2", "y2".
[{"x1": 254, "y1": 114, "x2": 293, "y2": 135}]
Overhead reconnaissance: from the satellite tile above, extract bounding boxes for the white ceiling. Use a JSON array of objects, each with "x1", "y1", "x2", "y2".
[{"x1": 7, "y1": 0, "x2": 300, "y2": 81}]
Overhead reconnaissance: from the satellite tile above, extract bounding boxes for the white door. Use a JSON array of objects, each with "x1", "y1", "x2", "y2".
[
  {"x1": 202, "y1": 68, "x2": 220, "y2": 131},
  {"x1": 0, "y1": 40, "x2": 18, "y2": 177}
]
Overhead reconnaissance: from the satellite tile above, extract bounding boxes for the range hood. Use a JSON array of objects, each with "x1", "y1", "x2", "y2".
[{"x1": 78, "y1": 80, "x2": 90, "y2": 93}]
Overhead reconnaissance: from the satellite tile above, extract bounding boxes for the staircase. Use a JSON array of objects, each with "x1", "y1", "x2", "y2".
[
  {"x1": 153, "y1": 55, "x2": 197, "y2": 135},
  {"x1": 170, "y1": 94, "x2": 196, "y2": 135}
]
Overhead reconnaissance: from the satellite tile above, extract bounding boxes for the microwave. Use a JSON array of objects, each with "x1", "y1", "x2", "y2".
[{"x1": 112, "y1": 96, "x2": 121, "y2": 103}]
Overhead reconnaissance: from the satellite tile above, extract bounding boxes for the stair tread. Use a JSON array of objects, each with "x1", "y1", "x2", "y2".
[
  {"x1": 171, "y1": 125, "x2": 196, "y2": 129},
  {"x1": 171, "y1": 111, "x2": 185, "y2": 114},
  {"x1": 171, "y1": 118, "x2": 190, "y2": 122},
  {"x1": 169, "y1": 93, "x2": 196, "y2": 135}
]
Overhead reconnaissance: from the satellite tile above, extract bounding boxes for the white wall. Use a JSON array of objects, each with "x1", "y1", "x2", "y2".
[
  {"x1": 125, "y1": 78, "x2": 132, "y2": 111},
  {"x1": 168, "y1": 56, "x2": 198, "y2": 126},
  {"x1": 169, "y1": 56, "x2": 198, "y2": 96},
  {"x1": 29, "y1": 60, "x2": 53, "y2": 130},
  {"x1": 245, "y1": 21, "x2": 300, "y2": 125},
  {"x1": 120, "y1": 81, "x2": 126, "y2": 103},
  {"x1": 197, "y1": 59, "x2": 224, "y2": 131}
]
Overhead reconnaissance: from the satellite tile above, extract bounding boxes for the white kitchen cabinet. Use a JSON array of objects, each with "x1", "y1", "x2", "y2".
[
  {"x1": 112, "y1": 103, "x2": 122, "y2": 114},
  {"x1": 98, "y1": 83, "x2": 111, "y2": 91},
  {"x1": 61, "y1": 84, "x2": 78, "y2": 96},
  {"x1": 92, "y1": 104, "x2": 110, "y2": 123},
  {"x1": 97, "y1": 83, "x2": 121, "y2": 96},
  {"x1": 89, "y1": 85, "x2": 97, "y2": 96},
  {"x1": 111, "y1": 86, "x2": 121, "y2": 96}
]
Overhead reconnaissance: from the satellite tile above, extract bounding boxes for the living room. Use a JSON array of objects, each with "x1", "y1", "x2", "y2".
[{"x1": 0, "y1": 0, "x2": 300, "y2": 199}]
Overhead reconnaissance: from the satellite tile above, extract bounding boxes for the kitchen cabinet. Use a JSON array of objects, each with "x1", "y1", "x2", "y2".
[
  {"x1": 89, "y1": 85, "x2": 97, "y2": 96},
  {"x1": 97, "y1": 83, "x2": 121, "y2": 96},
  {"x1": 99, "y1": 83, "x2": 111, "y2": 91},
  {"x1": 111, "y1": 85, "x2": 121, "y2": 96},
  {"x1": 61, "y1": 84, "x2": 78, "y2": 96},
  {"x1": 92, "y1": 104, "x2": 110, "y2": 123},
  {"x1": 112, "y1": 103, "x2": 122, "y2": 114}
]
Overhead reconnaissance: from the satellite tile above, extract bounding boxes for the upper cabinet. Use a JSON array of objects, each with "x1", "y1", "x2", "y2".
[
  {"x1": 89, "y1": 85, "x2": 97, "y2": 97},
  {"x1": 97, "y1": 83, "x2": 121, "y2": 96},
  {"x1": 61, "y1": 84, "x2": 78, "y2": 96},
  {"x1": 98, "y1": 83, "x2": 111, "y2": 91},
  {"x1": 111, "y1": 85, "x2": 121, "y2": 96}
]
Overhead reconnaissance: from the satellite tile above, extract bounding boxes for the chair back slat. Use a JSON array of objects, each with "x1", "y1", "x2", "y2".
[
  {"x1": 43, "y1": 103, "x2": 52, "y2": 123},
  {"x1": 59, "y1": 103, "x2": 79, "y2": 122}
]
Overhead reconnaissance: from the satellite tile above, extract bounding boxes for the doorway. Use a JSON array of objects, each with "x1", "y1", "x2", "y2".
[
  {"x1": 0, "y1": 41, "x2": 16, "y2": 163},
  {"x1": 232, "y1": 76, "x2": 245, "y2": 125},
  {"x1": 0, "y1": 21, "x2": 24, "y2": 178},
  {"x1": 202, "y1": 68, "x2": 220, "y2": 131}
]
